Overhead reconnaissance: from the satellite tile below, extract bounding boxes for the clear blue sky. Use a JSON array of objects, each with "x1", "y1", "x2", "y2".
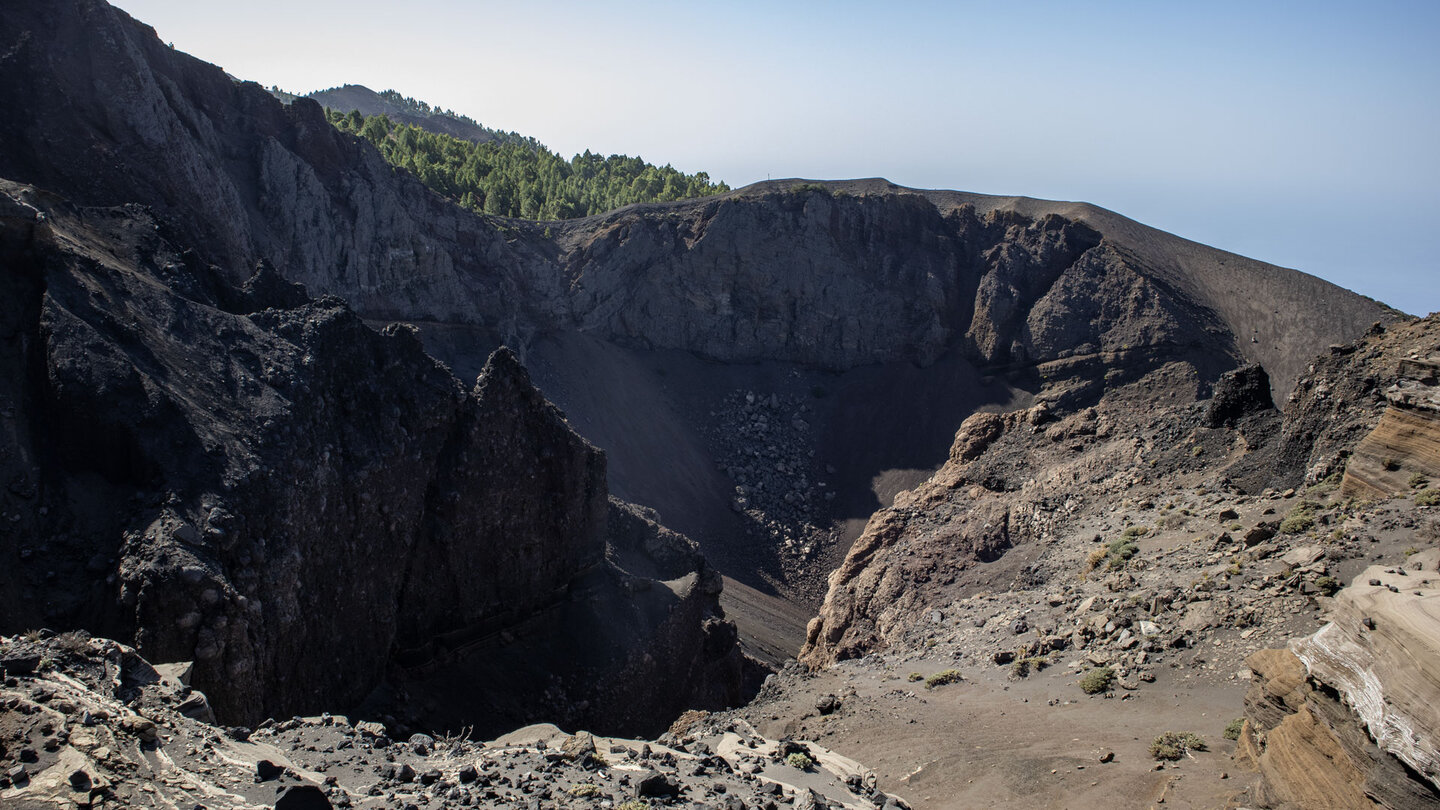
[{"x1": 116, "y1": 0, "x2": 1440, "y2": 315}]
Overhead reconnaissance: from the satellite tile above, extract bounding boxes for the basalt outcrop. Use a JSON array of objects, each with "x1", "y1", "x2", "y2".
[{"x1": 0, "y1": 182, "x2": 745, "y2": 733}]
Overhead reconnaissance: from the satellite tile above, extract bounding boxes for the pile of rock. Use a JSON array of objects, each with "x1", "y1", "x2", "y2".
[
  {"x1": 0, "y1": 633, "x2": 902, "y2": 810},
  {"x1": 710, "y1": 389, "x2": 832, "y2": 560}
]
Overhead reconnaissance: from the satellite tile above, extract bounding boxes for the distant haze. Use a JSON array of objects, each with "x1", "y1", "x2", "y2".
[{"x1": 114, "y1": 0, "x2": 1439, "y2": 315}]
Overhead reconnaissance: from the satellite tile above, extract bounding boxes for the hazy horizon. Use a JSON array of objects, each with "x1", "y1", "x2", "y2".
[{"x1": 114, "y1": 0, "x2": 1439, "y2": 315}]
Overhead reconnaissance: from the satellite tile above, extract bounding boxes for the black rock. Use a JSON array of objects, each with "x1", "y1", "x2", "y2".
[
  {"x1": 637, "y1": 772, "x2": 681, "y2": 798},
  {"x1": 0, "y1": 652, "x2": 40, "y2": 676},
  {"x1": 419, "y1": 769, "x2": 441, "y2": 786},
  {"x1": 1204, "y1": 364, "x2": 1274, "y2": 427},
  {"x1": 274, "y1": 785, "x2": 333, "y2": 810},
  {"x1": 68, "y1": 769, "x2": 92, "y2": 791},
  {"x1": 256, "y1": 760, "x2": 284, "y2": 782},
  {"x1": 457, "y1": 765, "x2": 478, "y2": 784}
]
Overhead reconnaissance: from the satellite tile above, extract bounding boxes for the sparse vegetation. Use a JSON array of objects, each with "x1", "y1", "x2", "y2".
[
  {"x1": 1079, "y1": 666, "x2": 1115, "y2": 694},
  {"x1": 790, "y1": 182, "x2": 831, "y2": 196},
  {"x1": 1315, "y1": 575, "x2": 1342, "y2": 596},
  {"x1": 1122, "y1": 525, "x2": 1150, "y2": 539},
  {"x1": 1010, "y1": 656, "x2": 1049, "y2": 678},
  {"x1": 1409, "y1": 473, "x2": 1429, "y2": 489},
  {"x1": 1417, "y1": 489, "x2": 1440, "y2": 507},
  {"x1": 618, "y1": 801, "x2": 649, "y2": 810},
  {"x1": 786, "y1": 752, "x2": 814, "y2": 770},
  {"x1": 924, "y1": 669, "x2": 963, "y2": 689},
  {"x1": 55, "y1": 630, "x2": 91, "y2": 655},
  {"x1": 1150, "y1": 731, "x2": 1207, "y2": 760},
  {"x1": 1223, "y1": 718, "x2": 1246, "y2": 740},
  {"x1": 569, "y1": 784, "x2": 603, "y2": 798},
  {"x1": 1280, "y1": 500, "x2": 1320, "y2": 534},
  {"x1": 1085, "y1": 535, "x2": 1141, "y2": 575},
  {"x1": 907, "y1": 672, "x2": 924, "y2": 683}
]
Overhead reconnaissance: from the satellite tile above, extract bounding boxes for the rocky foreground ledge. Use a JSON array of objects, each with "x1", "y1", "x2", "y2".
[
  {"x1": 0, "y1": 633, "x2": 903, "y2": 810},
  {"x1": 1239, "y1": 549, "x2": 1440, "y2": 809}
]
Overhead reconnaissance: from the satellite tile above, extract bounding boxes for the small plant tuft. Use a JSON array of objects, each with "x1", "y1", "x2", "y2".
[
  {"x1": 1409, "y1": 473, "x2": 1429, "y2": 489},
  {"x1": 1314, "y1": 575, "x2": 1342, "y2": 596},
  {"x1": 570, "y1": 784, "x2": 602, "y2": 798},
  {"x1": 1417, "y1": 490, "x2": 1440, "y2": 507},
  {"x1": 1150, "y1": 731, "x2": 1207, "y2": 760},
  {"x1": 786, "y1": 752, "x2": 814, "y2": 770},
  {"x1": 1280, "y1": 500, "x2": 1320, "y2": 534},
  {"x1": 1079, "y1": 666, "x2": 1115, "y2": 694},
  {"x1": 1223, "y1": 718, "x2": 1245, "y2": 741},
  {"x1": 924, "y1": 669, "x2": 963, "y2": 689},
  {"x1": 1010, "y1": 656, "x2": 1049, "y2": 678},
  {"x1": 55, "y1": 630, "x2": 91, "y2": 656}
]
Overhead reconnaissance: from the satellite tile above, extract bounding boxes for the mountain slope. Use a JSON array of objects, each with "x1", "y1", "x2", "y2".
[{"x1": 303, "y1": 84, "x2": 530, "y2": 146}]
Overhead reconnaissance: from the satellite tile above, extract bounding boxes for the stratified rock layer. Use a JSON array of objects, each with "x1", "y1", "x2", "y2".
[
  {"x1": 1293, "y1": 552, "x2": 1440, "y2": 791},
  {"x1": 1238, "y1": 551, "x2": 1440, "y2": 810},
  {"x1": 1343, "y1": 358, "x2": 1440, "y2": 499}
]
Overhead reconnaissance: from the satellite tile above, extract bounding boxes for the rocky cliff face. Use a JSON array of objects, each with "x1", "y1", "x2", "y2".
[
  {"x1": 0, "y1": 182, "x2": 744, "y2": 731},
  {"x1": 1238, "y1": 551, "x2": 1440, "y2": 810},
  {"x1": 0, "y1": 0, "x2": 1393, "y2": 392}
]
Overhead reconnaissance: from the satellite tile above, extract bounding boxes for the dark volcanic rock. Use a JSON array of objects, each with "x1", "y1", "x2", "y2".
[
  {"x1": 0, "y1": 183, "x2": 746, "y2": 733},
  {"x1": 1203, "y1": 364, "x2": 1275, "y2": 427},
  {"x1": 0, "y1": 0, "x2": 1393, "y2": 391}
]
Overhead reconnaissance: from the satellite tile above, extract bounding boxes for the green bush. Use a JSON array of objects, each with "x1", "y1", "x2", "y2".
[
  {"x1": 1150, "y1": 731, "x2": 1207, "y2": 760},
  {"x1": 1315, "y1": 575, "x2": 1341, "y2": 596},
  {"x1": 569, "y1": 784, "x2": 602, "y2": 798},
  {"x1": 1079, "y1": 666, "x2": 1115, "y2": 694},
  {"x1": 786, "y1": 752, "x2": 814, "y2": 770},
  {"x1": 924, "y1": 669, "x2": 963, "y2": 689},
  {"x1": 1223, "y1": 718, "x2": 1245, "y2": 741},
  {"x1": 1417, "y1": 489, "x2": 1440, "y2": 507},
  {"x1": 907, "y1": 672, "x2": 924, "y2": 682},
  {"x1": 1010, "y1": 656, "x2": 1049, "y2": 678},
  {"x1": 1280, "y1": 500, "x2": 1321, "y2": 534},
  {"x1": 1122, "y1": 525, "x2": 1150, "y2": 539},
  {"x1": 1409, "y1": 473, "x2": 1429, "y2": 489}
]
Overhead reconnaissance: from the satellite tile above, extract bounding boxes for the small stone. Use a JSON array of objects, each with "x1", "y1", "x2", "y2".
[
  {"x1": 256, "y1": 759, "x2": 284, "y2": 781},
  {"x1": 457, "y1": 765, "x2": 478, "y2": 784},
  {"x1": 815, "y1": 694, "x2": 841, "y2": 715},
  {"x1": 1098, "y1": 749, "x2": 1115, "y2": 763}
]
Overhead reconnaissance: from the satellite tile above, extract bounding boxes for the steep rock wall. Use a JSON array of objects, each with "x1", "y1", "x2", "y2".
[
  {"x1": 0, "y1": 184, "x2": 742, "y2": 730},
  {"x1": 0, "y1": 0, "x2": 1393, "y2": 391}
]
